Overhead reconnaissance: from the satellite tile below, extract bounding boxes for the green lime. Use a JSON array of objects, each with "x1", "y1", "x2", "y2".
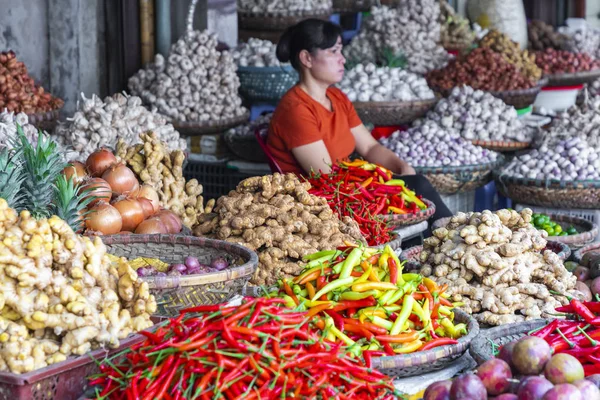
[
  {"x1": 541, "y1": 215, "x2": 551, "y2": 224},
  {"x1": 560, "y1": 231, "x2": 569, "y2": 236},
  {"x1": 554, "y1": 225, "x2": 563, "y2": 234},
  {"x1": 545, "y1": 227, "x2": 555, "y2": 236},
  {"x1": 534, "y1": 216, "x2": 545, "y2": 227},
  {"x1": 567, "y1": 226, "x2": 578, "y2": 235}
]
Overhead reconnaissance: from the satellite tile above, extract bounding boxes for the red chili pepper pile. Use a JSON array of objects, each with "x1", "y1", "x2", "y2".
[
  {"x1": 88, "y1": 297, "x2": 402, "y2": 399},
  {"x1": 307, "y1": 160, "x2": 427, "y2": 246},
  {"x1": 520, "y1": 298, "x2": 600, "y2": 376}
]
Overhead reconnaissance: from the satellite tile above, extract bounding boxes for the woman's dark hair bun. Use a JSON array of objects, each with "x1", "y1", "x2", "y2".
[{"x1": 275, "y1": 18, "x2": 342, "y2": 70}]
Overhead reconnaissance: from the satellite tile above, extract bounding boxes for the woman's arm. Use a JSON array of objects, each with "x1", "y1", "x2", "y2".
[
  {"x1": 292, "y1": 140, "x2": 333, "y2": 175},
  {"x1": 351, "y1": 124, "x2": 416, "y2": 175}
]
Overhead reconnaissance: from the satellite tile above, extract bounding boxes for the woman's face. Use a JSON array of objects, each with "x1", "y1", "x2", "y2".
[{"x1": 303, "y1": 37, "x2": 346, "y2": 85}]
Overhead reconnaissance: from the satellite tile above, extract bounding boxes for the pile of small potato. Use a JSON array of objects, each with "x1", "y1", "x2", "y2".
[
  {"x1": 0, "y1": 199, "x2": 156, "y2": 373},
  {"x1": 528, "y1": 20, "x2": 567, "y2": 51},
  {"x1": 418, "y1": 208, "x2": 577, "y2": 326},
  {"x1": 193, "y1": 173, "x2": 364, "y2": 286}
]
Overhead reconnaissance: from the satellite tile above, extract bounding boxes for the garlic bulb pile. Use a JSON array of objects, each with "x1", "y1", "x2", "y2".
[
  {"x1": 0, "y1": 111, "x2": 39, "y2": 147},
  {"x1": 380, "y1": 119, "x2": 499, "y2": 167},
  {"x1": 237, "y1": 0, "x2": 332, "y2": 14},
  {"x1": 439, "y1": 0, "x2": 476, "y2": 49},
  {"x1": 232, "y1": 38, "x2": 282, "y2": 67},
  {"x1": 128, "y1": 30, "x2": 247, "y2": 123},
  {"x1": 422, "y1": 86, "x2": 531, "y2": 142},
  {"x1": 502, "y1": 137, "x2": 600, "y2": 181},
  {"x1": 344, "y1": 4, "x2": 449, "y2": 74},
  {"x1": 54, "y1": 93, "x2": 186, "y2": 160},
  {"x1": 225, "y1": 112, "x2": 272, "y2": 140},
  {"x1": 589, "y1": 79, "x2": 600, "y2": 97},
  {"x1": 538, "y1": 96, "x2": 600, "y2": 148},
  {"x1": 337, "y1": 63, "x2": 434, "y2": 102},
  {"x1": 560, "y1": 27, "x2": 600, "y2": 60}
]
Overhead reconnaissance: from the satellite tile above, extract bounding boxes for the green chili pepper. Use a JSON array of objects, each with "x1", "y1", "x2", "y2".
[
  {"x1": 340, "y1": 290, "x2": 381, "y2": 300},
  {"x1": 311, "y1": 277, "x2": 355, "y2": 301},
  {"x1": 390, "y1": 295, "x2": 414, "y2": 335},
  {"x1": 339, "y1": 248, "x2": 363, "y2": 279}
]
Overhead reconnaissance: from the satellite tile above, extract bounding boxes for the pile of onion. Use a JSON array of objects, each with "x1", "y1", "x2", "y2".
[{"x1": 64, "y1": 148, "x2": 183, "y2": 236}]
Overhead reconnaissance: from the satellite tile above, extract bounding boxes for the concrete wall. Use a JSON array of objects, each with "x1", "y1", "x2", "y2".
[{"x1": 587, "y1": 0, "x2": 600, "y2": 28}]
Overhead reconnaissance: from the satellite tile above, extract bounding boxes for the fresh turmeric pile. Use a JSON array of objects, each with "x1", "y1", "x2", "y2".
[
  {"x1": 418, "y1": 209, "x2": 577, "y2": 326},
  {"x1": 0, "y1": 198, "x2": 156, "y2": 374},
  {"x1": 116, "y1": 131, "x2": 205, "y2": 228},
  {"x1": 194, "y1": 174, "x2": 364, "y2": 285}
]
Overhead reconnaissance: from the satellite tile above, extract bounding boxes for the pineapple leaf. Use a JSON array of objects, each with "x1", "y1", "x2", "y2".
[
  {"x1": 0, "y1": 146, "x2": 25, "y2": 208},
  {"x1": 16, "y1": 124, "x2": 67, "y2": 219},
  {"x1": 53, "y1": 175, "x2": 95, "y2": 232}
]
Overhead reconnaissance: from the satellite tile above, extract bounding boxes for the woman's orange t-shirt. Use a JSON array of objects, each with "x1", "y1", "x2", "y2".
[{"x1": 267, "y1": 85, "x2": 362, "y2": 174}]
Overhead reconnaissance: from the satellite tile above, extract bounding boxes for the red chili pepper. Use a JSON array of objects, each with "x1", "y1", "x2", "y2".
[
  {"x1": 332, "y1": 297, "x2": 377, "y2": 312},
  {"x1": 531, "y1": 320, "x2": 559, "y2": 339},
  {"x1": 420, "y1": 338, "x2": 458, "y2": 351},
  {"x1": 570, "y1": 299, "x2": 598, "y2": 324}
]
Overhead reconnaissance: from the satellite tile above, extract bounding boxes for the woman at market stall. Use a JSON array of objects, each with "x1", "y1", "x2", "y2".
[{"x1": 267, "y1": 18, "x2": 452, "y2": 225}]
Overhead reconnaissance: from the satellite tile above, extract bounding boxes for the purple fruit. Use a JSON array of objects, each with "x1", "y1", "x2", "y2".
[
  {"x1": 170, "y1": 263, "x2": 187, "y2": 273},
  {"x1": 544, "y1": 354, "x2": 584, "y2": 384},
  {"x1": 496, "y1": 394, "x2": 518, "y2": 400},
  {"x1": 517, "y1": 376, "x2": 554, "y2": 400},
  {"x1": 512, "y1": 337, "x2": 552, "y2": 375},
  {"x1": 541, "y1": 383, "x2": 582, "y2": 400},
  {"x1": 587, "y1": 374, "x2": 600, "y2": 388},
  {"x1": 573, "y1": 379, "x2": 600, "y2": 398},
  {"x1": 450, "y1": 374, "x2": 487, "y2": 400},
  {"x1": 499, "y1": 340, "x2": 519, "y2": 370},
  {"x1": 477, "y1": 358, "x2": 513, "y2": 395},
  {"x1": 424, "y1": 380, "x2": 452, "y2": 400}
]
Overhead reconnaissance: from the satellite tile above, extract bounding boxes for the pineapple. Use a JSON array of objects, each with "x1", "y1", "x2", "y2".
[
  {"x1": 0, "y1": 146, "x2": 24, "y2": 208},
  {"x1": 17, "y1": 124, "x2": 66, "y2": 219},
  {"x1": 53, "y1": 175, "x2": 94, "y2": 233}
]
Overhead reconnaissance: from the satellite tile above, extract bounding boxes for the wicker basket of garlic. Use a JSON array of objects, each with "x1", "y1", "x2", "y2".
[
  {"x1": 332, "y1": 0, "x2": 376, "y2": 13},
  {"x1": 338, "y1": 63, "x2": 438, "y2": 126},
  {"x1": 223, "y1": 113, "x2": 271, "y2": 163},
  {"x1": 128, "y1": 0, "x2": 249, "y2": 136},
  {"x1": 233, "y1": 38, "x2": 299, "y2": 103},
  {"x1": 237, "y1": 0, "x2": 333, "y2": 31}
]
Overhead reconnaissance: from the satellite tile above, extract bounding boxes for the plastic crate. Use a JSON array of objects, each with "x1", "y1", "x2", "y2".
[
  {"x1": 515, "y1": 203, "x2": 600, "y2": 242},
  {"x1": 440, "y1": 191, "x2": 476, "y2": 214},
  {"x1": 184, "y1": 160, "x2": 260, "y2": 200}
]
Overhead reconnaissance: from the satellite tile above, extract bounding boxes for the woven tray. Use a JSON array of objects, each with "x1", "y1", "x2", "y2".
[
  {"x1": 378, "y1": 199, "x2": 436, "y2": 228},
  {"x1": 573, "y1": 242, "x2": 600, "y2": 264},
  {"x1": 353, "y1": 98, "x2": 438, "y2": 126},
  {"x1": 333, "y1": 0, "x2": 376, "y2": 12},
  {"x1": 237, "y1": 65, "x2": 298, "y2": 103},
  {"x1": 102, "y1": 234, "x2": 258, "y2": 317},
  {"x1": 471, "y1": 139, "x2": 531, "y2": 152},
  {"x1": 546, "y1": 69, "x2": 600, "y2": 87},
  {"x1": 172, "y1": 110, "x2": 250, "y2": 136},
  {"x1": 469, "y1": 319, "x2": 548, "y2": 365},
  {"x1": 223, "y1": 128, "x2": 268, "y2": 163},
  {"x1": 372, "y1": 309, "x2": 479, "y2": 377},
  {"x1": 541, "y1": 214, "x2": 599, "y2": 249},
  {"x1": 488, "y1": 79, "x2": 548, "y2": 109},
  {"x1": 415, "y1": 156, "x2": 505, "y2": 195},
  {"x1": 238, "y1": 10, "x2": 332, "y2": 31},
  {"x1": 494, "y1": 173, "x2": 600, "y2": 209}
]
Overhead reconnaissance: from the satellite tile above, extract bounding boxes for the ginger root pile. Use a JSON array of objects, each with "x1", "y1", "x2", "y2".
[
  {"x1": 116, "y1": 131, "x2": 204, "y2": 228},
  {"x1": 418, "y1": 209, "x2": 577, "y2": 326},
  {"x1": 0, "y1": 198, "x2": 156, "y2": 374},
  {"x1": 193, "y1": 174, "x2": 364, "y2": 285}
]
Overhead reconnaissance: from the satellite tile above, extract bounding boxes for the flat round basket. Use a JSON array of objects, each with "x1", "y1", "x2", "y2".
[
  {"x1": 172, "y1": 110, "x2": 250, "y2": 136},
  {"x1": 542, "y1": 214, "x2": 599, "y2": 249},
  {"x1": 488, "y1": 79, "x2": 548, "y2": 109},
  {"x1": 545, "y1": 69, "x2": 600, "y2": 87},
  {"x1": 471, "y1": 139, "x2": 531, "y2": 152},
  {"x1": 237, "y1": 65, "x2": 298, "y2": 103},
  {"x1": 573, "y1": 242, "x2": 600, "y2": 264},
  {"x1": 415, "y1": 156, "x2": 505, "y2": 195},
  {"x1": 333, "y1": 0, "x2": 376, "y2": 12},
  {"x1": 494, "y1": 173, "x2": 600, "y2": 209},
  {"x1": 378, "y1": 199, "x2": 436, "y2": 228},
  {"x1": 469, "y1": 319, "x2": 547, "y2": 365},
  {"x1": 223, "y1": 128, "x2": 268, "y2": 163},
  {"x1": 372, "y1": 309, "x2": 479, "y2": 377},
  {"x1": 353, "y1": 98, "x2": 438, "y2": 126},
  {"x1": 238, "y1": 10, "x2": 331, "y2": 31},
  {"x1": 102, "y1": 234, "x2": 259, "y2": 317},
  {"x1": 26, "y1": 108, "x2": 61, "y2": 132}
]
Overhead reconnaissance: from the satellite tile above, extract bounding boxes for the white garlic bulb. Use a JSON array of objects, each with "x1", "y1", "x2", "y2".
[
  {"x1": 237, "y1": 0, "x2": 332, "y2": 14},
  {"x1": 232, "y1": 38, "x2": 285, "y2": 67}
]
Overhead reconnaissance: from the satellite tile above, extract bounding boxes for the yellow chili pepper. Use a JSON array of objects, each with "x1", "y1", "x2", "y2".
[
  {"x1": 385, "y1": 288, "x2": 405, "y2": 305},
  {"x1": 438, "y1": 305, "x2": 453, "y2": 316},
  {"x1": 369, "y1": 268, "x2": 381, "y2": 282},
  {"x1": 390, "y1": 295, "x2": 414, "y2": 335},
  {"x1": 423, "y1": 277, "x2": 439, "y2": 294},
  {"x1": 388, "y1": 206, "x2": 407, "y2": 214},
  {"x1": 340, "y1": 290, "x2": 380, "y2": 300},
  {"x1": 378, "y1": 253, "x2": 389, "y2": 269},
  {"x1": 384, "y1": 179, "x2": 406, "y2": 187},
  {"x1": 412, "y1": 300, "x2": 429, "y2": 327},
  {"x1": 312, "y1": 277, "x2": 355, "y2": 300},
  {"x1": 369, "y1": 316, "x2": 394, "y2": 331},
  {"x1": 342, "y1": 159, "x2": 368, "y2": 167},
  {"x1": 393, "y1": 339, "x2": 423, "y2": 354},
  {"x1": 306, "y1": 282, "x2": 316, "y2": 300},
  {"x1": 360, "y1": 177, "x2": 373, "y2": 188},
  {"x1": 402, "y1": 273, "x2": 422, "y2": 282},
  {"x1": 379, "y1": 176, "x2": 385, "y2": 184},
  {"x1": 359, "y1": 309, "x2": 388, "y2": 323},
  {"x1": 352, "y1": 282, "x2": 399, "y2": 292},
  {"x1": 362, "y1": 163, "x2": 376, "y2": 171},
  {"x1": 452, "y1": 302, "x2": 465, "y2": 307}
]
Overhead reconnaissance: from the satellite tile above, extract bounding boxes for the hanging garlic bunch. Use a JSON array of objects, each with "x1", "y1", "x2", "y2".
[
  {"x1": 232, "y1": 38, "x2": 282, "y2": 67},
  {"x1": 53, "y1": 92, "x2": 186, "y2": 160},
  {"x1": 237, "y1": 0, "x2": 332, "y2": 14},
  {"x1": 420, "y1": 86, "x2": 531, "y2": 142},
  {"x1": 337, "y1": 62, "x2": 434, "y2": 102},
  {"x1": 128, "y1": 30, "x2": 247, "y2": 123},
  {"x1": 344, "y1": 4, "x2": 449, "y2": 75}
]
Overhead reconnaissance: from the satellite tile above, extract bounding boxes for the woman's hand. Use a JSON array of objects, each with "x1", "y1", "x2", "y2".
[
  {"x1": 351, "y1": 124, "x2": 415, "y2": 175},
  {"x1": 399, "y1": 160, "x2": 416, "y2": 176}
]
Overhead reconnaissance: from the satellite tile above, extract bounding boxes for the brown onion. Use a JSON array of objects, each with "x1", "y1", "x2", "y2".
[
  {"x1": 102, "y1": 163, "x2": 139, "y2": 196},
  {"x1": 135, "y1": 218, "x2": 168, "y2": 234},
  {"x1": 155, "y1": 209, "x2": 183, "y2": 233},
  {"x1": 113, "y1": 198, "x2": 145, "y2": 232},
  {"x1": 81, "y1": 178, "x2": 112, "y2": 206},
  {"x1": 137, "y1": 198, "x2": 155, "y2": 218},
  {"x1": 86, "y1": 149, "x2": 117, "y2": 177},
  {"x1": 86, "y1": 202, "x2": 122, "y2": 235},
  {"x1": 133, "y1": 185, "x2": 160, "y2": 213},
  {"x1": 62, "y1": 161, "x2": 88, "y2": 184}
]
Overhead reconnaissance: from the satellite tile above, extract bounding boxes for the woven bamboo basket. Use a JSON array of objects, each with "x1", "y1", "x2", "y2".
[
  {"x1": 546, "y1": 69, "x2": 600, "y2": 87},
  {"x1": 494, "y1": 173, "x2": 600, "y2": 209},
  {"x1": 238, "y1": 10, "x2": 331, "y2": 31},
  {"x1": 378, "y1": 199, "x2": 436, "y2": 228},
  {"x1": 102, "y1": 235, "x2": 258, "y2": 317},
  {"x1": 574, "y1": 242, "x2": 600, "y2": 264},
  {"x1": 542, "y1": 214, "x2": 598, "y2": 249},
  {"x1": 353, "y1": 97, "x2": 438, "y2": 126},
  {"x1": 332, "y1": 0, "x2": 376, "y2": 12},
  {"x1": 488, "y1": 79, "x2": 548, "y2": 109},
  {"x1": 469, "y1": 319, "x2": 548, "y2": 365},
  {"x1": 471, "y1": 139, "x2": 531, "y2": 152},
  {"x1": 372, "y1": 309, "x2": 479, "y2": 377},
  {"x1": 237, "y1": 65, "x2": 298, "y2": 103},
  {"x1": 415, "y1": 156, "x2": 505, "y2": 195},
  {"x1": 172, "y1": 110, "x2": 250, "y2": 136}
]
